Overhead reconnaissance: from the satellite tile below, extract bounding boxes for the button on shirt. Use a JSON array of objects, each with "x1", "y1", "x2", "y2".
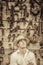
[{"x1": 10, "y1": 49, "x2": 37, "y2": 65}]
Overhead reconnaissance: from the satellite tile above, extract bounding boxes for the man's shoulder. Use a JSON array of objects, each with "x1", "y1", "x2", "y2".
[
  {"x1": 29, "y1": 50, "x2": 35, "y2": 58},
  {"x1": 29, "y1": 51, "x2": 34, "y2": 55},
  {"x1": 11, "y1": 50, "x2": 19, "y2": 57}
]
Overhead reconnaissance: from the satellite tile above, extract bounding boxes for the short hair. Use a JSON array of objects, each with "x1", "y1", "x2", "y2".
[{"x1": 17, "y1": 39, "x2": 27, "y2": 45}]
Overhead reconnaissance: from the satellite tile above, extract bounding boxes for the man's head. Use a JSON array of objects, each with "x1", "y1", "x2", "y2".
[
  {"x1": 15, "y1": 35, "x2": 28, "y2": 52},
  {"x1": 18, "y1": 39, "x2": 27, "y2": 54}
]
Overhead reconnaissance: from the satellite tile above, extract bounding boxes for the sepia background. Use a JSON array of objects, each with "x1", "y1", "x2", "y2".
[{"x1": 0, "y1": 0, "x2": 43, "y2": 65}]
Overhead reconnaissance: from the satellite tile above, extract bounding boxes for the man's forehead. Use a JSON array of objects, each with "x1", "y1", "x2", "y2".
[{"x1": 18, "y1": 39, "x2": 27, "y2": 44}]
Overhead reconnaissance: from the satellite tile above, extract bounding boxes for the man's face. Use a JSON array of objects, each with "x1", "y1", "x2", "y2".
[{"x1": 19, "y1": 40, "x2": 26, "y2": 50}]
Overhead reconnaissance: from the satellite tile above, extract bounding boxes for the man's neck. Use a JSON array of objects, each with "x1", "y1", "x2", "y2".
[{"x1": 19, "y1": 48, "x2": 27, "y2": 56}]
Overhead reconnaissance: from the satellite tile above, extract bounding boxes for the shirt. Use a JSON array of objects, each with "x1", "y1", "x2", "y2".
[{"x1": 10, "y1": 49, "x2": 37, "y2": 65}]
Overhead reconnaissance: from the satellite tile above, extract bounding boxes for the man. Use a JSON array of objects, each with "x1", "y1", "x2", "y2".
[{"x1": 10, "y1": 35, "x2": 37, "y2": 65}]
